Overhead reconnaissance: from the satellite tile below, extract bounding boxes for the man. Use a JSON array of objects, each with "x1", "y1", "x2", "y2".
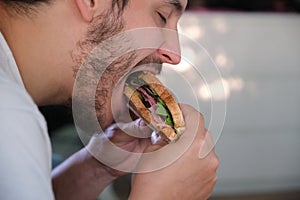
[{"x1": 0, "y1": 0, "x2": 218, "y2": 199}]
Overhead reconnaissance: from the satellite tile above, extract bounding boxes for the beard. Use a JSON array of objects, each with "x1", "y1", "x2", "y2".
[
  {"x1": 71, "y1": 7, "x2": 130, "y2": 134},
  {"x1": 71, "y1": 8, "x2": 163, "y2": 135}
]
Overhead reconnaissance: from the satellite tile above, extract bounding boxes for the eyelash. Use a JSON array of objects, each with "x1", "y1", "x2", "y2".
[{"x1": 157, "y1": 12, "x2": 167, "y2": 24}]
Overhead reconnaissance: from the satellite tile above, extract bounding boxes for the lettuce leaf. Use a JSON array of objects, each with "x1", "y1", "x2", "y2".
[
  {"x1": 156, "y1": 101, "x2": 174, "y2": 126},
  {"x1": 165, "y1": 116, "x2": 173, "y2": 126},
  {"x1": 156, "y1": 101, "x2": 168, "y2": 116}
]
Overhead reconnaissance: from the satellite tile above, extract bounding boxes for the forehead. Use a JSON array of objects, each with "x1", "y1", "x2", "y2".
[{"x1": 163, "y1": 0, "x2": 188, "y2": 12}]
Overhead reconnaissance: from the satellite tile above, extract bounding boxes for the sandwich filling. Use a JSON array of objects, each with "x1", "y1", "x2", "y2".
[{"x1": 125, "y1": 72, "x2": 180, "y2": 136}]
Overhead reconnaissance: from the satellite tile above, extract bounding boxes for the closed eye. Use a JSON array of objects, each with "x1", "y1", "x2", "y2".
[{"x1": 157, "y1": 12, "x2": 167, "y2": 24}]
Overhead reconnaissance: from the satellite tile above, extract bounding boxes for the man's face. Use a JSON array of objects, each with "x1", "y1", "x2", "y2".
[{"x1": 73, "y1": 0, "x2": 187, "y2": 131}]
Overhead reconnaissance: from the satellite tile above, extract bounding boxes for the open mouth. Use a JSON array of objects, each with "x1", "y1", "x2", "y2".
[
  {"x1": 124, "y1": 71, "x2": 144, "y2": 120},
  {"x1": 110, "y1": 63, "x2": 162, "y2": 123}
]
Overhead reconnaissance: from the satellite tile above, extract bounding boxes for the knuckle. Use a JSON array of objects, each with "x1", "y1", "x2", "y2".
[
  {"x1": 203, "y1": 184, "x2": 215, "y2": 200},
  {"x1": 180, "y1": 104, "x2": 203, "y2": 118},
  {"x1": 213, "y1": 174, "x2": 218, "y2": 183},
  {"x1": 195, "y1": 112, "x2": 205, "y2": 130},
  {"x1": 179, "y1": 103, "x2": 194, "y2": 111},
  {"x1": 198, "y1": 112, "x2": 205, "y2": 122},
  {"x1": 211, "y1": 155, "x2": 220, "y2": 170},
  {"x1": 194, "y1": 111, "x2": 205, "y2": 125},
  {"x1": 179, "y1": 104, "x2": 205, "y2": 127}
]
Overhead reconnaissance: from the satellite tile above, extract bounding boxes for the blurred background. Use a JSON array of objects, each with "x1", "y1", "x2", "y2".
[
  {"x1": 41, "y1": 0, "x2": 300, "y2": 199},
  {"x1": 187, "y1": 0, "x2": 300, "y2": 12}
]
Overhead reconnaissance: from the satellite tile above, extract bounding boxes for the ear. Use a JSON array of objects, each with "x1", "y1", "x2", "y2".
[{"x1": 75, "y1": 0, "x2": 96, "y2": 22}]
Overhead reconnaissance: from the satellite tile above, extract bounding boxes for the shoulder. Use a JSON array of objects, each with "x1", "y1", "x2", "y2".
[
  {"x1": 0, "y1": 78, "x2": 54, "y2": 200},
  {"x1": 0, "y1": 75, "x2": 50, "y2": 149},
  {"x1": 0, "y1": 76, "x2": 36, "y2": 110}
]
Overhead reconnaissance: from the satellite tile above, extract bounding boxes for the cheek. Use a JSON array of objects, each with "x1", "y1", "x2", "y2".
[{"x1": 95, "y1": 70, "x2": 129, "y2": 127}]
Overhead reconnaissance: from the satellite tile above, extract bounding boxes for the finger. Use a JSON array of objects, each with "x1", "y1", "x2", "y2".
[
  {"x1": 179, "y1": 104, "x2": 205, "y2": 135},
  {"x1": 144, "y1": 142, "x2": 167, "y2": 153},
  {"x1": 178, "y1": 104, "x2": 214, "y2": 159},
  {"x1": 114, "y1": 118, "x2": 152, "y2": 139},
  {"x1": 151, "y1": 132, "x2": 161, "y2": 144},
  {"x1": 197, "y1": 176, "x2": 217, "y2": 200},
  {"x1": 198, "y1": 131, "x2": 216, "y2": 159},
  {"x1": 87, "y1": 133, "x2": 141, "y2": 172},
  {"x1": 178, "y1": 103, "x2": 197, "y2": 113},
  {"x1": 151, "y1": 131, "x2": 168, "y2": 146},
  {"x1": 118, "y1": 118, "x2": 152, "y2": 138}
]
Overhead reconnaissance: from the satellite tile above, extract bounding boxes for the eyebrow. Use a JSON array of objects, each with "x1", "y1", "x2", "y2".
[{"x1": 165, "y1": 0, "x2": 184, "y2": 13}]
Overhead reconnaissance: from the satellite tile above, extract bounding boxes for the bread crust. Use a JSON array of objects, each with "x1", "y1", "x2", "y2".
[
  {"x1": 124, "y1": 72, "x2": 186, "y2": 142},
  {"x1": 139, "y1": 72, "x2": 185, "y2": 133}
]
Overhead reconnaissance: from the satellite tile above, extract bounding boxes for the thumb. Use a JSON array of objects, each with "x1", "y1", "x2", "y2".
[
  {"x1": 141, "y1": 132, "x2": 168, "y2": 153},
  {"x1": 114, "y1": 118, "x2": 152, "y2": 139}
]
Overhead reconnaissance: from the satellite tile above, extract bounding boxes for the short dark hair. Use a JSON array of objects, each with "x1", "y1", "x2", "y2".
[
  {"x1": 3, "y1": 0, "x2": 48, "y2": 3},
  {"x1": 2, "y1": 0, "x2": 129, "y2": 16},
  {"x1": 112, "y1": 0, "x2": 129, "y2": 10},
  {"x1": 1, "y1": 0, "x2": 50, "y2": 16}
]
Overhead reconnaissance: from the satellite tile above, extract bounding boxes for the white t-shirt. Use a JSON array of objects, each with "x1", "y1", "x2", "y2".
[{"x1": 0, "y1": 32, "x2": 54, "y2": 199}]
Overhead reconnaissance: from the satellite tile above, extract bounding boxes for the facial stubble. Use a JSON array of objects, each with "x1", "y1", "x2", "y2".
[
  {"x1": 72, "y1": 9, "x2": 164, "y2": 133},
  {"x1": 72, "y1": 9, "x2": 138, "y2": 133}
]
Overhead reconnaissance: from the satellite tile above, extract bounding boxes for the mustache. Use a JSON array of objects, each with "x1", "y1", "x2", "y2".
[
  {"x1": 137, "y1": 55, "x2": 163, "y2": 65},
  {"x1": 135, "y1": 55, "x2": 163, "y2": 73}
]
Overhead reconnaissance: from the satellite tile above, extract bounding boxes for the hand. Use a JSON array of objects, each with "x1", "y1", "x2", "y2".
[
  {"x1": 52, "y1": 119, "x2": 153, "y2": 200},
  {"x1": 129, "y1": 104, "x2": 219, "y2": 200},
  {"x1": 86, "y1": 118, "x2": 153, "y2": 176}
]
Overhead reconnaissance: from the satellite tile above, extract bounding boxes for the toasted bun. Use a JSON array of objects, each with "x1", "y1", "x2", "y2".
[
  {"x1": 138, "y1": 72, "x2": 185, "y2": 135},
  {"x1": 124, "y1": 72, "x2": 185, "y2": 142},
  {"x1": 124, "y1": 86, "x2": 177, "y2": 141}
]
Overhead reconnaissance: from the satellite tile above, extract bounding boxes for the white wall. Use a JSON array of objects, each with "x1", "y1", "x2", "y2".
[{"x1": 178, "y1": 12, "x2": 300, "y2": 195}]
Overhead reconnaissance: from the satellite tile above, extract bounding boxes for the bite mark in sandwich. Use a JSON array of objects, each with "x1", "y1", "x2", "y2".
[{"x1": 124, "y1": 71, "x2": 185, "y2": 142}]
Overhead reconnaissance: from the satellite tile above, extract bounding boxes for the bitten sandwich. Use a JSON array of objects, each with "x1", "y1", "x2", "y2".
[{"x1": 124, "y1": 71, "x2": 185, "y2": 142}]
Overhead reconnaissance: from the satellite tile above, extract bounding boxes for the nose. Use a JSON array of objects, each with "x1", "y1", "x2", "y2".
[
  {"x1": 157, "y1": 30, "x2": 181, "y2": 64},
  {"x1": 157, "y1": 48, "x2": 181, "y2": 64}
]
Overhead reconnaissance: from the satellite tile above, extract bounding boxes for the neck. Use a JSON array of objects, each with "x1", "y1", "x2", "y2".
[{"x1": 0, "y1": 2, "x2": 83, "y2": 106}]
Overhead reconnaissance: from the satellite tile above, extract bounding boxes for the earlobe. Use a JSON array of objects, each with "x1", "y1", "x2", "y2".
[{"x1": 75, "y1": 0, "x2": 95, "y2": 22}]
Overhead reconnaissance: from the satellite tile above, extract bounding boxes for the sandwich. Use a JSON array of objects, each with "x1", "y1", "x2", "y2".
[{"x1": 123, "y1": 71, "x2": 185, "y2": 142}]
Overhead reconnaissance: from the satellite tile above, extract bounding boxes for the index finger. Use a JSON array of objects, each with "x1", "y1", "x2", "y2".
[
  {"x1": 178, "y1": 104, "x2": 214, "y2": 157},
  {"x1": 104, "y1": 118, "x2": 152, "y2": 144},
  {"x1": 179, "y1": 104, "x2": 205, "y2": 136}
]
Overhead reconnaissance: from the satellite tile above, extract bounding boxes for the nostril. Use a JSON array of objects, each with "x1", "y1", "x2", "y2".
[
  {"x1": 158, "y1": 48, "x2": 181, "y2": 64},
  {"x1": 162, "y1": 54, "x2": 172, "y2": 62}
]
